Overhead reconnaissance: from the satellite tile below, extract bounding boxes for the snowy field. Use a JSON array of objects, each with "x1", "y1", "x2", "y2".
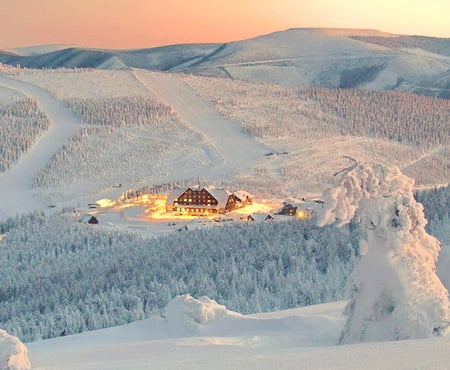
[{"x1": 26, "y1": 296, "x2": 450, "y2": 370}]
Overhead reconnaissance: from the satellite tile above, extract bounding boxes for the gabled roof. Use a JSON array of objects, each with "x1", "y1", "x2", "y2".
[
  {"x1": 166, "y1": 186, "x2": 233, "y2": 208},
  {"x1": 250, "y1": 213, "x2": 274, "y2": 222},
  {"x1": 234, "y1": 190, "x2": 253, "y2": 202},
  {"x1": 166, "y1": 187, "x2": 188, "y2": 205},
  {"x1": 207, "y1": 188, "x2": 232, "y2": 208}
]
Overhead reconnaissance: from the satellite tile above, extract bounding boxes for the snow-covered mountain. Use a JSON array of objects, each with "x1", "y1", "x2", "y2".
[
  {"x1": 12, "y1": 44, "x2": 76, "y2": 56},
  {"x1": 0, "y1": 43, "x2": 221, "y2": 71},
  {"x1": 1, "y1": 43, "x2": 449, "y2": 369},
  {"x1": 1, "y1": 28, "x2": 449, "y2": 97}
]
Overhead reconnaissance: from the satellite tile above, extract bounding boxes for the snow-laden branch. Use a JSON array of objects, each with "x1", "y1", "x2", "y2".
[{"x1": 317, "y1": 162, "x2": 450, "y2": 343}]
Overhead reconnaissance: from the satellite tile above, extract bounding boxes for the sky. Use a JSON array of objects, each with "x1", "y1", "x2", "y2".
[{"x1": 1, "y1": 0, "x2": 449, "y2": 50}]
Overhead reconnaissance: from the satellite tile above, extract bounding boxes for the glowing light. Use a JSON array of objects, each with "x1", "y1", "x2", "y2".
[
  {"x1": 96, "y1": 198, "x2": 116, "y2": 208},
  {"x1": 95, "y1": 192, "x2": 280, "y2": 223},
  {"x1": 233, "y1": 201, "x2": 276, "y2": 215},
  {"x1": 296, "y1": 210, "x2": 308, "y2": 219}
]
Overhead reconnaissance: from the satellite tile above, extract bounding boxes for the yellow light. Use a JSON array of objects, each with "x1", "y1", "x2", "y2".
[
  {"x1": 95, "y1": 193, "x2": 280, "y2": 223},
  {"x1": 96, "y1": 198, "x2": 116, "y2": 208}
]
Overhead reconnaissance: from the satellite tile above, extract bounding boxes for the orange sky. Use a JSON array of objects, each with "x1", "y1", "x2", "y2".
[{"x1": 1, "y1": 0, "x2": 449, "y2": 49}]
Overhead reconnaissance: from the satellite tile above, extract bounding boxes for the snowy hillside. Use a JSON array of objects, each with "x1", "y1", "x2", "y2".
[
  {"x1": 185, "y1": 28, "x2": 450, "y2": 98},
  {"x1": 0, "y1": 66, "x2": 447, "y2": 213},
  {"x1": 1, "y1": 28, "x2": 449, "y2": 97},
  {"x1": 0, "y1": 44, "x2": 221, "y2": 71},
  {"x1": 1, "y1": 56, "x2": 450, "y2": 370},
  {"x1": 26, "y1": 296, "x2": 450, "y2": 370},
  {"x1": 13, "y1": 44, "x2": 75, "y2": 56}
]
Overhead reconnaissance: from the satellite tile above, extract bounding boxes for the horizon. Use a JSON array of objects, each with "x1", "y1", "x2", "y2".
[
  {"x1": 1, "y1": 0, "x2": 449, "y2": 50},
  {"x1": 4, "y1": 26, "x2": 449, "y2": 52}
]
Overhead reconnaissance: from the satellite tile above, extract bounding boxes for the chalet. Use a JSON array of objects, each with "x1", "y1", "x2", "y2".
[{"x1": 166, "y1": 186, "x2": 250, "y2": 215}]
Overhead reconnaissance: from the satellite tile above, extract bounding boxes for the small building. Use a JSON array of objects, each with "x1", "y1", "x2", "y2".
[
  {"x1": 87, "y1": 216, "x2": 99, "y2": 225},
  {"x1": 247, "y1": 213, "x2": 274, "y2": 222},
  {"x1": 166, "y1": 186, "x2": 249, "y2": 215},
  {"x1": 277, "y1": 202, "x2": 298, "y2": 216}
]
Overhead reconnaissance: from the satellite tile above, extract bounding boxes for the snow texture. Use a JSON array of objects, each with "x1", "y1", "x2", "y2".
[
  {"x1": 0, "y1": 330, "x2": 30, "y2": 370},
  {"x1": 317, "y1": 161, "x2": 450, "y2": 342},
  {"x1": 26, "y1": 297, "x2": 450, "y2": 370},
  {"x1": 164, "y1": 295, "x2": 232, "y2": 333}
]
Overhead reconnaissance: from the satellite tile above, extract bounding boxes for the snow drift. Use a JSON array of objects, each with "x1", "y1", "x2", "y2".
[
  {"x1": 317, "y1": 161, "x2": 450, "y2": 343},
  {"x1": 0, "y1": 329, "x2": 31, "y2": 370},
  {"x1": 164, "y1": 295, "x2": 233, "y2": 332}
]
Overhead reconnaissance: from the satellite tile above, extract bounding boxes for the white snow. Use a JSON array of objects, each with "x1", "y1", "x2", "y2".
[
  {"x1": 0, "y1": 77, "x2": 84, "y2": 219},
  {"x1": 26, "y1": 296, "x2": 450, "y2": 369},
  {"x1": 13, "y1": 44, "x2": 74, "y2": 56},
  {"x1": 132, "y1": 70, "x2": 271, "y2": 177},
  {"x1": 0, "y1": 67, "x2": 449, "y2": 369},
  {"x1": 317, "y1": 162, "x2": 450, "y2": 342},
  {"x1": 0, "y1": 330, "x2": 31, "y2": 370}
]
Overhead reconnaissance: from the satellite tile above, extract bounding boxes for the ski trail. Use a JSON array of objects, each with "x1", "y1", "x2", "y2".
[
  {"x1": 132, "y1": 69, "x2": 271, "y2": 179},
  {"x1": 0, "y1": 76, "x2": 84, "y2": 219},
  {"x1": 401, "y1": 145, "x2": 447, "y2": 171}
]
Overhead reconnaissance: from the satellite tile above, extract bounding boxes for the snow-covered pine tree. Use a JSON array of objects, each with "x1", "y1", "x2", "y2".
[{"x1": 317, "y1": 161, "x2": 450, "y2": 343}]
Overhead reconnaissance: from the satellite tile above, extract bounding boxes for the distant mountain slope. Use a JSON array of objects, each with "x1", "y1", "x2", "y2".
[
  {"x1": 351, "y1": 35, "x2": 450, "y2": 56},
  {"x1": 185, "y1": 28, "x2": 450, "y2": 98},
  {"x1": 1, "y1": 28, "x2": 449, "y2": 97},
  {"x1": 13, "y1": 44, "x2": 75, "y2": 56},
  {"x1": 0, "y1": 44, "x2": 223, "y2": 71}
]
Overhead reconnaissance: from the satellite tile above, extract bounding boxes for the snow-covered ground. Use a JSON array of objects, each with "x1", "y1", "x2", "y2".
[
  {"x1": 133, "y1": 70, "x2": 271, "y2": 177},
  {"x1": 26, "y1": 296, "x2": 450, "y2": 370},
  {"x1": 0, "y1": 67, "x2": 449, "y2": 369},
  {"x1": 0, "y1": 76, "x2": 84, "y2": 218}
]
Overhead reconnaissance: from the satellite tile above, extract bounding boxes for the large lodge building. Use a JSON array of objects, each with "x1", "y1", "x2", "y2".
[{"x1": 166, "y1": 186, "x2": 251, "y2": 215}]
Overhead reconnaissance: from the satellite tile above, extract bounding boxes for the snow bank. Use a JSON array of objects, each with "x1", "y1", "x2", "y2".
[
  {"x1": 0, "y1": 330, "x2": 31, "y2": 370},
  {"x1": 317, "y1": 162, "x2": 450, "y2": 343},
  {"x1": 164, "y1": 295, "x2": 232, "y2": 332}
]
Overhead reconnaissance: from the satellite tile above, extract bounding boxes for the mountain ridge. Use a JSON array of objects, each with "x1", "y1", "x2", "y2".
[{"x1": 1, "y1": 28, "x2": 449, "y2": 98}]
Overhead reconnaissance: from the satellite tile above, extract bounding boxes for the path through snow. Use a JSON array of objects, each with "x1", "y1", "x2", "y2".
[
  {"x1": 0, "y1": 77, "x2": 84, "y2": 219},
  {"x1": 133, "y1": 70, "x2": 270, "y2": 179}
]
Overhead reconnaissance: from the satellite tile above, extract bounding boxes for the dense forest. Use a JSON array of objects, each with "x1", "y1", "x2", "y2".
[
  {"x1": 0, "y1": 98, "x2": 49, "y2": 171},
  {"x1": 0, "y1": 213, "x2": 358, "y2": 342}
]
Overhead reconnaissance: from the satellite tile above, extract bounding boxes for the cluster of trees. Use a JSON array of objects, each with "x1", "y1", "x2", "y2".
[
  {"x1": 182, "y1": 74, "x2": 338, "y2": 140},
  {"x1": 31, "y1": 96, "x2": 205, "y2": 194},
  {"x1": 305, "y1": 87, "x2": 449, "y2": 148},
  {"x1": 66, "y1": 96, "x2": 177, "y2": 127},
  {"x1": 182, "y1": 74, "x2": 449, "y2": 149},
  {"x1": 120, "y1": 178, "x2": 205, "y2": 201},
  {"x1": 31, "y1": 124, "x2": 171, "y2": 191},
  {"x1": 3, "y1": 67, "x2": 149, "y2": 100},
  {"x1": 416, "y1": 185, "x2": 450, "y2": 245},
  {"x1": 0, "y1": 98, "x2": 49, "y2": 171},
  {"x1": 0, "y1": 212, "x2": 358, "y2": 342}
]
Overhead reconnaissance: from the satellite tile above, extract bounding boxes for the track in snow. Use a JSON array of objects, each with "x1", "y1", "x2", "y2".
[
  {"x1": 133, "y1": 70, "x2": 271, "y2": 179},
  {"x1": 0, "y1": 77, "x2": 84, "y2": 219}
]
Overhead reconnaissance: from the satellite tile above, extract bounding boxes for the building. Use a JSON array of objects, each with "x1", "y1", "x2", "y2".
[
  {"x1": 246, "y1": 213, "x2": 274, "y2": 222},
  {"x1": 87, "y1": 216, "x2": 99, "y2": 224},
  {"x1": 166, "y1": 186, "x2": 250, "y2": 215}
]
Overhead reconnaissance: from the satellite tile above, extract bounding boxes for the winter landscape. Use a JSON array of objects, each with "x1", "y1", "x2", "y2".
[{"x1": 1, "y1": 1, "x2": 450, "y2": 368}]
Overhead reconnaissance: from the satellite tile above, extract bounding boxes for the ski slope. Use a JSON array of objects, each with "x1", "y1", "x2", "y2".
[
  {"x1": 133, "y1": 69, "x2": 271, "y2": 178},
  {"x1": 26, "y1": 296, "x2": 450, "y2": 370},
  {"x1": 0, "y1": 77, "x2": 84, "y2": 218}
]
